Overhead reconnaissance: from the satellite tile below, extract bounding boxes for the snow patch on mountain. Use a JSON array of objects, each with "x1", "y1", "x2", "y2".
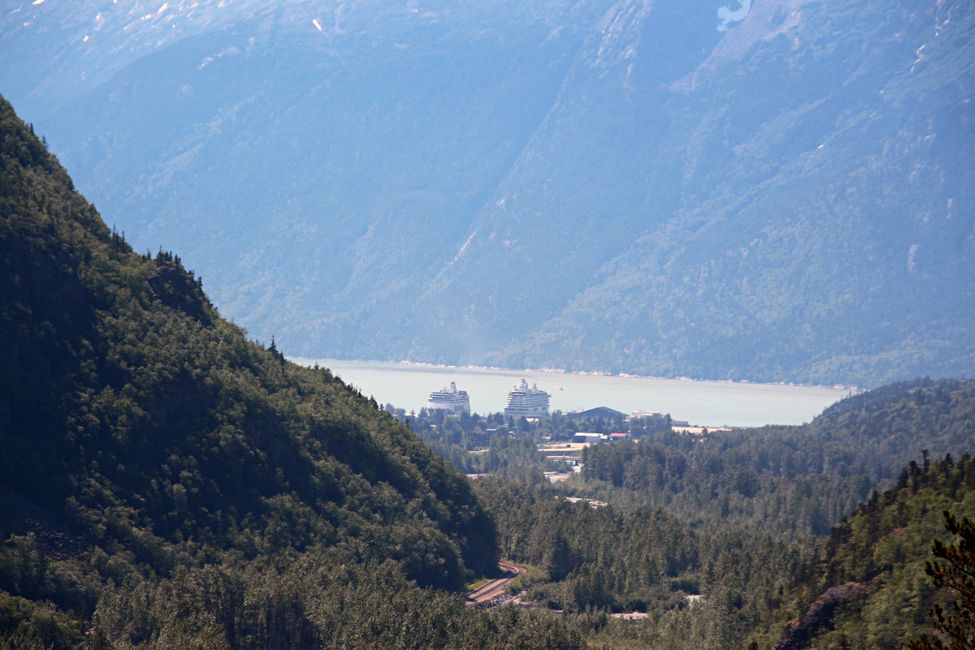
[
  {"x1": 717, "y1": 0, "x2": 751, "y2": 32},
  {"x1": 451, "y1": 230, "x2": 477, "y2": 265},
  {"x1": 672, "y1": 0, "x2": 809, "y2": 93}
]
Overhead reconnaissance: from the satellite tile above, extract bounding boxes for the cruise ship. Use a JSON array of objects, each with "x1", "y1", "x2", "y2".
[
  {"x1": 427, "y1": 382, "x2": 471, "y2": 414},
  {"x1": 504, "y1": 378, "x2": 550, "y2": 419}
]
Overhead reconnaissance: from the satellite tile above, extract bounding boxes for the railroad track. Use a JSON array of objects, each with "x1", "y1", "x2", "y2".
[{"x1": 465, "y1": 561, "x2": 526, "y2": 607}]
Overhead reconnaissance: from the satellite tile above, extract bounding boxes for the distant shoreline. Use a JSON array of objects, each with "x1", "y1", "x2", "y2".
[
  {"x1": 288, "y1": 355, "x2": 861, "y2": 395},
  {"x1": 288, "y1": 356, "x2": 855, "y2": 427}
]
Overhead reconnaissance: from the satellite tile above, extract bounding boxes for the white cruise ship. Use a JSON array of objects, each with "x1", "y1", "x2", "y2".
[
  {"x1": 504, "y1": 378, "x2": 550, "y2": 418},
  {"x1": 427, "y1": 382, "x2": 471, "y2": 414}
]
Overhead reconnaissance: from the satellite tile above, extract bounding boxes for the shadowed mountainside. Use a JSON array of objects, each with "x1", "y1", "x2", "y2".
[{"x1": 0, "y1": 94, "x2": 584, "y2": 648}]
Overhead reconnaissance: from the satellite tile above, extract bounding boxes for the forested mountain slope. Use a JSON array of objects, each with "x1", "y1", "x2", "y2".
[
  {"x1": 3, "y1": 0, "x2": 973, "y2": 385},
  {"x1": 753, "y1": 455, "x2": 975, "y2": 649},
  {"x1": 0, "y1": 96, "x2": 590, "y2": 649}
]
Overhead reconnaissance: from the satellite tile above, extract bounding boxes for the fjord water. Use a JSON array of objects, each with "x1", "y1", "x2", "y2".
[{"x1": 295, "y1": 358, "x2": 852, "y2": 427}]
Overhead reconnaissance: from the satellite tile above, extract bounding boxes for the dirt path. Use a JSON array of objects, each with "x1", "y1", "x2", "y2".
[{"x1": 465, "y1": 561, "x2": 526, "y2": 607}]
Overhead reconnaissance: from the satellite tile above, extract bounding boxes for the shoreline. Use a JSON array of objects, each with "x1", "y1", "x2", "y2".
[
  {"x1": 288, "y1": 355, "x2": 861, "y2": 395},
  {"x1": 288, "y1": 355, "x2": 855, "y2": 427}
]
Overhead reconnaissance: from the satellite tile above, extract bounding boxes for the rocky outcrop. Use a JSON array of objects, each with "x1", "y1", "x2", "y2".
[{"x1": 775, "y1": 582, "x2": 870, "y2": 649}]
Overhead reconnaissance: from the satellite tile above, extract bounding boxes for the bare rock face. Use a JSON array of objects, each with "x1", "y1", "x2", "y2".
[{"x1": 775, "y1": 582, "x2": 870, "y2": 649}]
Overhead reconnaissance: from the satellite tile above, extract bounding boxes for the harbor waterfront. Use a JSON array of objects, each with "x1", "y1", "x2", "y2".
[{"x1": 292, "y1": 358, "x2": 854, "y2": 427}]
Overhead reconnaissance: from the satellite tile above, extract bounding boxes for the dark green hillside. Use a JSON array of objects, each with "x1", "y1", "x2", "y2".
[
  {"x1": 751, "y1": 455, "x2": 975, "y2": 649},
  {"x1": 0, "y1": 96, "x2": 547, "y2": 647}
]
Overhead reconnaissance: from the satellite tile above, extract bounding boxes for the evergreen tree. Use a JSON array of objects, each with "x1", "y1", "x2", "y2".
[{"x1": 910, "y1": 511, "x2": 975, "y2": 650}]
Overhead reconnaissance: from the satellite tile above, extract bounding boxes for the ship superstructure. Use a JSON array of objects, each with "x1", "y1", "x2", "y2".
[
  {"x1": 427, "y1": 381, "x2": 471, "y2": 414},
  {"x1": 504, "y1": 378, "x2": 550, "y2": 418}
]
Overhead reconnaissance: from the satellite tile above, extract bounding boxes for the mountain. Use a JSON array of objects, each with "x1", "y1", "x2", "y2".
[
  {"x1": 0, "y1": 95, "x2": 582, "y2": 648},
  {"x1": 751, "y1": 454, "x2": 975, "y2": 649},
  {"x1": 2, "y1": 0, "x2": 974, "y2": 385}
]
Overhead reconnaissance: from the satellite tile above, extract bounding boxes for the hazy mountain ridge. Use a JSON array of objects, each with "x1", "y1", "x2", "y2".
[
  {"x1": 448, "y1": 0, "x2": 975, "y2": 384},
  {"x1": 3, "y1": 0, "x2": 973, "y2": 385}
]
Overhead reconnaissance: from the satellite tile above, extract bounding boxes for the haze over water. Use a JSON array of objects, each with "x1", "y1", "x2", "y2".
[{"x1": 294, "y1": 358, "x2": 854, "y2": 427}]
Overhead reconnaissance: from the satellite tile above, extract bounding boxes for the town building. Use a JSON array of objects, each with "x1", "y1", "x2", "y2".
[
  {"x1": 571, "y1": 432, "x2": 607, "y2": 444},
  {"x1": 567, "y1": 406, "x2": 626, "y2": 420}
]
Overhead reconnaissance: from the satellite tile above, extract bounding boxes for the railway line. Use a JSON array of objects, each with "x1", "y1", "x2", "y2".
[{"x1": 465, "y1": 561, "x2": 526, "y2": 607}]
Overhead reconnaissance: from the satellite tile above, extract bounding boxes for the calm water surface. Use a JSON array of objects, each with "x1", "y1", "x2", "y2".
[{"x1": 292, "y1": 358, "x2": 854, "y2": 427}]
